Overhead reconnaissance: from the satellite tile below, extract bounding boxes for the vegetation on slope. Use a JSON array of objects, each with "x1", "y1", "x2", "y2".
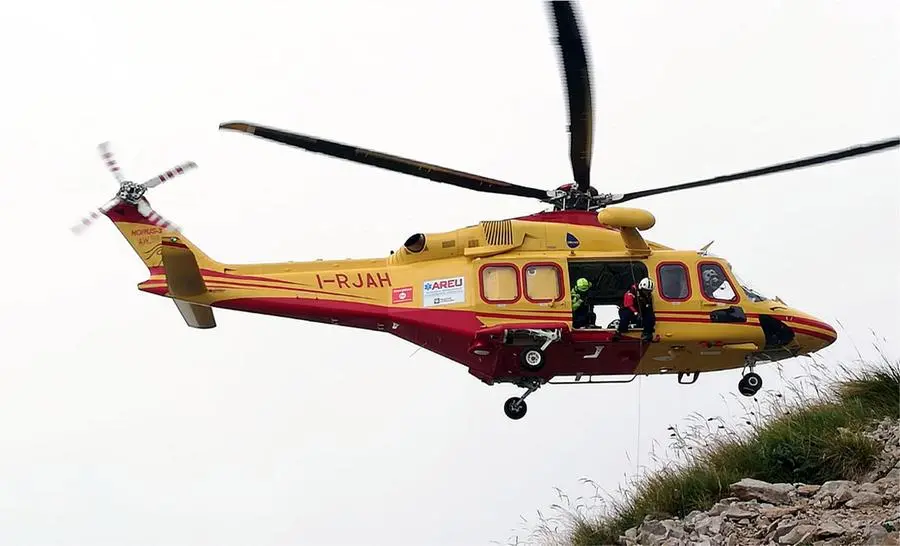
[{"x1": 513, "y1": 339, "x2": 900, "y2": 546}]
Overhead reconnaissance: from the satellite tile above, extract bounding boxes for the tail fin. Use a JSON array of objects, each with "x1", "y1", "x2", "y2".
[
  {"x1": 104, "y1": 199, "x2": 220, "y2": 329},
  {"x1": 103, "y1": 199, "x2": 221, "y2": 273}
]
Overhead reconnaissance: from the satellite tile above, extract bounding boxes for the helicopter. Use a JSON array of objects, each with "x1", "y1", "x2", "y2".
[{"x1": 73, "y1": 1, "x2": 898, "y2": 420}]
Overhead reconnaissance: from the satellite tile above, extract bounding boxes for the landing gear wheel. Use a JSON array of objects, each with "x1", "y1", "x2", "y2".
[
  {"x1": 519, "y1": 347, "x2": 545, "y2": 371},
  {"x1": 504, "y1": 397, "x2": 527, "y2": 420},
  {"x1": 738, "y1": 372, "x2": 762, "y2": 396}
]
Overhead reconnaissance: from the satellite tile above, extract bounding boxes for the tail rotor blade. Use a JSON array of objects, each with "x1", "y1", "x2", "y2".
[
  {"x1": 136, "y1": 198, "x2": 181, "y2": 232},
  {"x1": 98, "y1": 142, "x2": 126, "y2": 184},
  {"x1": 141, "y1": 161, "x2": 198, "y2": 189},
  {"x1": 71, "y1": 197, "x2": 122, "y2": 235}
]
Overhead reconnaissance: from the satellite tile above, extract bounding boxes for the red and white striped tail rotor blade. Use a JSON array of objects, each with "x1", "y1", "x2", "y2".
[
  {"x1": 141, "y1": 161, "x2": 197, "y2": 189},
  {"x1": 71, "y1": 197, "x2": 122, "y2": 235},
  {"x1": 135, "y1": 199, "x2": 182, "y2": 232},
  {"x1": 97, "y1": 142, "x2": 126, "y2": 184}
]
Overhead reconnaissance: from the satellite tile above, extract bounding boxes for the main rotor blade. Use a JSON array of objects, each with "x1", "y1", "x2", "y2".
[
  {"x1": 219, "y1": 122, "x2": 549, "y2": 200},
  {"x1": 613, "y1": 137, "x2": 900, "y2": 204},
  {"x1": 548, "y1": 1, "x2": 593, "y2": 192}
]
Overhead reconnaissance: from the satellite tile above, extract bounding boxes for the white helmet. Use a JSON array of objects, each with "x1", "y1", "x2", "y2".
[{"x1": 638, "y1": 277, "x2": 654, "y2": 291}]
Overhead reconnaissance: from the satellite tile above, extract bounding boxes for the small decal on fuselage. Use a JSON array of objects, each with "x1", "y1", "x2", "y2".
[
  {"x1": 316, "y1": 272, "x2": 392, "y2": 289},
  {"x1": 392, "y1": 286, "x2": 413, "y2": 304},
  {"x1": 423, "y1": 276, "x2": 465, "y2": 307}
]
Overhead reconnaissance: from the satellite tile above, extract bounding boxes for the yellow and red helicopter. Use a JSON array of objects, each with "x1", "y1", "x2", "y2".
[{"x1": 73, "y1": 1, "x2": 898, "y2": 419}]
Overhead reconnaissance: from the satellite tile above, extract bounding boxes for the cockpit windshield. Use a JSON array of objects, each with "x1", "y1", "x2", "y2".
[{"x1": 727, "y1": 265, "x2": 771, "y2": 303}]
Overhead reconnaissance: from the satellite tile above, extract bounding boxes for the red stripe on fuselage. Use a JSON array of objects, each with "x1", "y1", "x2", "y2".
[
  {"x1": 659, "y1": 310, "x2": 835, "y2": 334},
  {"x1": 201, "y1": 279, "x2": 376, "y2": 300},
  {"x1": 146, "y1": 266, "x2": 311, "y2": 287}
]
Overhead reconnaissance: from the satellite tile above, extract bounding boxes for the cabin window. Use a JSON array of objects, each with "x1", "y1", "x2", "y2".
[
  {"x1": 699, "y1": 262, "x2": 739, "y2": 303},
  {"x1": 657, "y1": 262, "x2": 690, "y2": 301},
  {"x1": 523, "y1": 263, "x2": 563, "y2": 303},
  {"x1": 567, "y1": 261, "x2": 649, "y2": 305},
  {"x1": 480, "y1": 264, "x2": 520, "y2": 303}
]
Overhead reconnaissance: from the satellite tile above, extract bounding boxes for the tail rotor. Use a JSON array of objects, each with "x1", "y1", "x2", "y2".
[{"x1": 71, "y1": 142, "x2": 197, "y2": 235}]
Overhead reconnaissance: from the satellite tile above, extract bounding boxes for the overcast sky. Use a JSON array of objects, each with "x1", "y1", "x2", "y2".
[{"x1": 1, "y1": 1, "x2": 898, "y2": 545}]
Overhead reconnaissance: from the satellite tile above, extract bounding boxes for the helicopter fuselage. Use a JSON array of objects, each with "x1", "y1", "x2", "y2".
[{"x1": 109, "y1": 203, "x2": 836, "y2": 389}]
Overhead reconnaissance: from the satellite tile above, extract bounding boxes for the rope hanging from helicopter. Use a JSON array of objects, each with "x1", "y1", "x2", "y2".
[{"x1": 628, "y1": 261, "x2": 643, "y2": 478}]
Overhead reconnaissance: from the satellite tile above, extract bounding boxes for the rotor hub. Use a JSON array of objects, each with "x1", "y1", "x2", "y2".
[
  {"x1": 548, "y1": 184, "x2": 617, "y2": 211},
  {"x1": 116, "y1": 181, "x2": 148, "y2": 204}
]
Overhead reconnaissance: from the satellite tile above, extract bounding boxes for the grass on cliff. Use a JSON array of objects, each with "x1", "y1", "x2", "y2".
[{"x1": 513, "y1": 340, "x2": 899, "y2": 546}]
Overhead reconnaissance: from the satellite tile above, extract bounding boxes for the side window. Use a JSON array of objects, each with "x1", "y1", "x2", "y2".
[
  {"x1": 698, "y1": 262, "x2": 738, "y2": 302},
  {"x1": 567, "y1": 261, "x2": 649, "y2": 306},
  {"x1": 523, "y1": 263, "x2": 563, "y2": 303},
  {"x1": 657, "y1": 263, "x2": 690, "y2": 301},
  {"x1": 480, "y1": 264, "x2": 520, "y2": 303}
]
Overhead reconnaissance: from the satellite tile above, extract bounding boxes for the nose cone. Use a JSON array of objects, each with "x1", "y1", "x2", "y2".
[{"x1": 785, "y1": 311, "x2": 837, "y2": 354}]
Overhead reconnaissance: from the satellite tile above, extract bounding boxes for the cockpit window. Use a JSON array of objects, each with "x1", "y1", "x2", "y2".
[
  {"x1": 741, "y1": 286, "x2": 768, "y2": 303},
  {"x1": 727, "y1": 266, "x2": 771, "y2": 302},
  {"x1": 699, "y1": 262, "x2": 738, "y2": 303}
]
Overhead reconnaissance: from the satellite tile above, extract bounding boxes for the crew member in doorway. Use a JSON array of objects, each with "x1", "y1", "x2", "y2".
[
  {"x1": 614, "y1": 277, "x2": 656, "y2": 342},
  {"x1": 571, "y1": 277, "x2": 595, "y2": 328}
]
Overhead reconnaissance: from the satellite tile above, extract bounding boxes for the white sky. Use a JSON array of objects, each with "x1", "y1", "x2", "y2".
[{"x1": 1, "y1": 1, "x2": 898, "y2": 545}]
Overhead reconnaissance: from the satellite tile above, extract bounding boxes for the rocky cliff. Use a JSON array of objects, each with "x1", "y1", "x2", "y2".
[{"x1": 619, "y1": 417, "x2": 900, "y2": 546}]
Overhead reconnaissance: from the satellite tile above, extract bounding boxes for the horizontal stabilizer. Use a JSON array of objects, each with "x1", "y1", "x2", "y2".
[
  {"x1": 162, "y1": 239, "x2": 208, "y2": 297},
  {"x1": 161, "y1": 238, "x2": 216, "y2": 328},
  {"x1": 173, "y1": 300, "x2": 217, "y2": 329}
]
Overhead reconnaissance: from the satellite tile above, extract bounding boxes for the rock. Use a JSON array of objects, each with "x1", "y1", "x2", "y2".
[
  {"x1": 797, "y1": 484, "x2": 821, "y2": 496},
  {"x1": 779, "y1": 524, "x2": 816, "y2": 544},
  {"x1": 722, "y1": 505, "x2": 757, "y2": 520},
  {"x1": 659, "y1": 520, "x2": 685, "y2": 539},
  {"x1": 773, "y1": 520, "x2": 802, "y2": 541},
  {"x1": 759, "y1": 505, "x2": 800, "y2": 519},
  {"x1": 694, "y1": 515, "x2": 723, "y2": 536},
  {"x1": 846, "y1": 491, "x2": 884, "y2": 508},
  {"x1": 813, "y1": 539, "x2": 844, "y2": 546},
  {"x1": 860, "y1": 482, "x2": 881, "y2": 493},
  {"x1": 864, "y1": 524, "x2": 899, "y2": 545},
  {"x1": 816, "y1": 480, "x2": 856, "y2": 497},
  {"x1": 813, "y1": 521, "x2": 845, "y2": 538},
  {"x1": 640, "y1": 519, "x2": 667, "y2": 537},
  {"x1": 684, "y1": 510, "x2": 705, "y2": 527},
  {"x1": 815, "y1": 481, "x2": 855, "y2": 507},
  {"x1": 730, "y1": 478, "x2": 795, "y2": 505},
  {"x1": 876, "y1": 468, "x2": 900, "y2": 494}
]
